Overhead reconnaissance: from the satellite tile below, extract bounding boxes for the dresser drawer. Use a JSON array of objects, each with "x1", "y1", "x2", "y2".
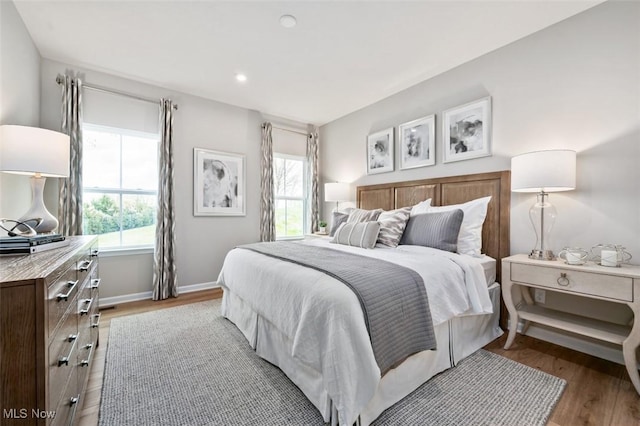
[
  {"x1": 510, "y1": 263, "x2": 633, "y2": 302},
  {"x1": 48, "y1": 309, "x2": 78, "y2": 410},
  {"x1": 48, "y1": 268, "x2": 80, "y2": 338},
  {"x1": 51, "y1": 367, "x2": 80, "y2": 426},
  {"x1": 77, "y1": 244, "x2": 99, "y2": 286}
]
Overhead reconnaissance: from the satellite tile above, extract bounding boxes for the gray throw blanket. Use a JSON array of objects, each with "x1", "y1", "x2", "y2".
[{"x1": 238, "y1": 241, "x2": 436, "y2": 375}]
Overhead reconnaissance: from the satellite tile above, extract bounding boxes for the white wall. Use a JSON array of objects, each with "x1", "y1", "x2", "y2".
[
  {"x1": 0, "y1": 0, "x2": 41, "y2": 220},
  {"x1": 320, "y1": 0, "x2": 640, "y2": 262},
  {"x1": 39, "y1": 59, "x2": 264, "y2": 299}
]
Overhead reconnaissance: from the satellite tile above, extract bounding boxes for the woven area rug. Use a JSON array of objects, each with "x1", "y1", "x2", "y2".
[{"x1": 99, "y1": 300, "x2": 565, "y2": 426}]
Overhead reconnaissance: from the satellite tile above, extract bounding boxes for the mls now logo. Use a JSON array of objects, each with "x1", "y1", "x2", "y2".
[{"x1": 3, "y1": 409, "x2": 56, "y2": 419}]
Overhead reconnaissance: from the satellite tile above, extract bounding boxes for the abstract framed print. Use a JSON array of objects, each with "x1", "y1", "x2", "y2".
[
  {"x1": 442, "y1": 96, "x2": 492, "y2": 163},
  {"x1": 193, "y1": 148, "x2": 246, "y2": 216},
  {"x1": 366, "y1": 127, "x2": 394, "y2": 174},
  {"x1": 398, "y1": 114, "x2": 435, "y2": 170}
]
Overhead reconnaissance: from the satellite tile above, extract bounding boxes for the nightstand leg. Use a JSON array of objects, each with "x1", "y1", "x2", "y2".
[
  {"x1": 503, "y1": 280, "x2": 518, "y2": 350},
  {"x1": 622, "y1": 316, "x2": 640, "y2": 395}
]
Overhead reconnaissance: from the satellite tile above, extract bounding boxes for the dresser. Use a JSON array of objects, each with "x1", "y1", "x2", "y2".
[
  {"x1": 0, "y1": 236, "x2": 100, "y2": 425},
  {"x1": 502, "y1": 254, "x2": 640, "y2": 395}
]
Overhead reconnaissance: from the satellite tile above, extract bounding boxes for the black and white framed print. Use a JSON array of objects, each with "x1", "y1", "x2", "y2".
[
  {"x1": 398, "y1": 115, "x2": 435, "y2": 170},
  {"x1": 442, "y1": 96, "x2": 492, "y2": 163},
  {"x1": 193, "y1": 148, "x2": 245, "y2": 216},
  {"x1": 366, "y1": 127, "x2": 394, "y2": 174}
]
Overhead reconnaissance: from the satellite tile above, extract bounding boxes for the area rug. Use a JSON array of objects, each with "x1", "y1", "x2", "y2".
[{"x1": 99, "y1": 300, "x2": 565, "y2": 426}]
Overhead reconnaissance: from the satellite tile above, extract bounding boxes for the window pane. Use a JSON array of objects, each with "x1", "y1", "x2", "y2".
[
  {"x1": 284, "y1": 200, "x2": 304, "y2": 237},
  {"x1": 122, "y1": 135, "x2": 158, "y2": 191},
  {"x1": 83, "y1": 129, "x2": 120, "y2": 189},
  {"x1": 82, "y1": 193, "x2": 121, "y2": 248},
  {"x1": 121, "y1": 194, "x2": 156, "y2": 246},
  {"x1": 275, "y1": 199, "x2": 287, "y2": 237},
  {"x1": 274, "y1": 157, "x2": 286, "y2": 196},
  {"x1": 284, "y1": 160, "x2": 303, "y2": 197}
]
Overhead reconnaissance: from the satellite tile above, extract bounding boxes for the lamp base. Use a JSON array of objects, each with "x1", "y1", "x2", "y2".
[
  {"x1": 529, "y1": 249, "x2": 556, "y2": 261},
  {"x1": 18, "y1": 176, "x2": 59, "y2": 234}
]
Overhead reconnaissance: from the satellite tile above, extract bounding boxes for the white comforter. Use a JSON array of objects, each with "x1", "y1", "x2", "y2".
[{"x1": 217, "y1": 239, "x2": 492, "y2": 425}]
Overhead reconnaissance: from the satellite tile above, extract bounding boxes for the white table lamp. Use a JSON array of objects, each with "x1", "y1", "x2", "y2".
[
  {"x1": 511, "y1": 149, "x2": 576, "y2": 260},
  {"x1": 0, "y1": 125, "x2": 70, "y2": 234},
  {"x1": 324, "y1": 182, "x2": 350, "y2": 211}
]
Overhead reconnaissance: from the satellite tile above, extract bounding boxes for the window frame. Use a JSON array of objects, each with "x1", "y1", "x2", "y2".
[
  {"x1": 81, "y1": 123, "x2": 159, "y2": 251},
  {"x1": 273, "y1": 152, "x2": 308, "y2": 240}
]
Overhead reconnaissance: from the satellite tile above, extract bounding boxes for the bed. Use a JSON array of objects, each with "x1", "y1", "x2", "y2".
[{"x1": 217, "y1": 171, "x2": 511, "y2": 425}]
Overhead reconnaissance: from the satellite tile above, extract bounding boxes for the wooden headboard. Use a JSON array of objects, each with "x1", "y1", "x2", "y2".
[{"x1": 357, "y1": 170, "x2": 511, "y2": 283}]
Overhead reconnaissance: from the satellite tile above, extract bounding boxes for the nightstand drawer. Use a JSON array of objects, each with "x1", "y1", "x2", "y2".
[{"x1": 510, "y1": 263, "x2": 633, "y2": 302}]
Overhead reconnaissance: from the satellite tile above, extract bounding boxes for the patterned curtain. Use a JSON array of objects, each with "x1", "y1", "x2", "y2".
[
  {"x1": 307, "y1": 127, "x2": 319, "y2": 233},
  {"x1": 58, "y1": 72, "x2": 83, "y2": 236},
  {"x1": 152, "y1": 99, "x2": 178, "y2": 301},
  {"x1": 260, "y1": 122, "x2": 275, "y2": 242}
]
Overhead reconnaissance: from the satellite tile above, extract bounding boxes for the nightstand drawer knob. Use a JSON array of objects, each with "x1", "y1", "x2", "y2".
[{"x1": 557, "y1": 273, "x2": 570, "y2": 286}]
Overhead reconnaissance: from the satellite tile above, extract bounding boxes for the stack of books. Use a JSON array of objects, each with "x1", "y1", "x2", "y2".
[{"x1": 0, "y1": 234, "x2": 70, "y2": 255}]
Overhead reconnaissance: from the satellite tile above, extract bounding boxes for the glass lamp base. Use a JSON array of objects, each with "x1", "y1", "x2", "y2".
[{"x1": 529, "y1": 249, "x2": 556, "y2": 261}]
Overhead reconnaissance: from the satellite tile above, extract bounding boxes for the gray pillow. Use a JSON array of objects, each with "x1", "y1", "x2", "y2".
[
  {"x1": 329, "y1": 211, "x2": 349, "y2": 236},
  {"x1": 347, "y1": 208, "x2": 383, "y2": 223},
  {"x1": 331, "y1": 221, "x2": 381, "y2": 249},
  {"x1": 400, "y1": 210, "x2": 464, "y2": 252}
]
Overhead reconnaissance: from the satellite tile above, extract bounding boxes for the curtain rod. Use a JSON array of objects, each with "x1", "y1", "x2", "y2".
[
  {"x1": 271, "y1": 125, "x2": 308, "y2": 137},
  {"x1": 55, "y1": 75, "x2": 178, "y2": 110}
]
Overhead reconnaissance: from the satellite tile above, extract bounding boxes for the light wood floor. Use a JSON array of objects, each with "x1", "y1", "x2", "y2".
[{"x1": 78, "y1": 289, "x2": 639, "y2": 426}]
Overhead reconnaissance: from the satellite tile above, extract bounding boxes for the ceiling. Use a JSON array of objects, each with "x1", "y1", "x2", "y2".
[{"x1": 14, "y1": 1, "x2": 603, "y2": 126}]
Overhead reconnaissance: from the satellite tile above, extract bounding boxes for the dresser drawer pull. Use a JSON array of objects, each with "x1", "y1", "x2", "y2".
[
  {"x1": 69, "y1": 394, "x2": 80, "y2": 425},
  {"x1": 91, "y1": 278, "x2": 101, "y2": 290},
  {"x1": 57, "y1": 334, "x2": 78, "y2": 366},
  {"x1": 78, "y1": 259, "x2": 94, "y2": 272},
  {"x1": 91, "y1": 313, "x2": 101, "y2": 328},
  {"x1": 57, "y1": 280, "x2": 79, "y2": 301},
  {"x1": 557, "y1": 273, "x2": 570, "y2": 286},
  {"x1": 80, "y1": 343, "x2": 94, "y2": 367},
  {"x1": 90, "y1": 249, "x2": 99, "y2": 257},
  {"x1": 80, "y1": 298, "x2": 93, "y2": 315}
]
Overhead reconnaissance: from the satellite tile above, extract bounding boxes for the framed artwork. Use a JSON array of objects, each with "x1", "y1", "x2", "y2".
[
  {"x1": 366, "y1": 127, "x2": 394, "y2": 174},
  {"x1": 398, "y1": 115, "x2": 435, "y2": 170},
  {"x1": 442, "y1": 96, "x2": 492, "y2": 163},
  {"x1": 193, "y1": 148, "x2": 245, "y2": 216}
]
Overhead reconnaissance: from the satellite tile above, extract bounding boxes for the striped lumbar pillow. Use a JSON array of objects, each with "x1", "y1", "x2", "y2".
[
  {"x1": 376, "y1": 206, "x2": 412, "y2": 247},
  {"x1": 331, "y1": 221, "x2": 381, "y2": 249}
]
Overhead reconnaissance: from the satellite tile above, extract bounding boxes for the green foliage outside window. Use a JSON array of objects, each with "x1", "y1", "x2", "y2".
[{"x1": 83, "y1": 195, "x2": 155, "y2": 235}]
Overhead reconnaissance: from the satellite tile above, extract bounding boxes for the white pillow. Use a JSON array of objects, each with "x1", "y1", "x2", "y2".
[
  {"x1": 427, "y1": 196, "x2": 491, "y2": 256},
  {"x1": 410, "y1": 198, "x2": 432, "y2": 216}
]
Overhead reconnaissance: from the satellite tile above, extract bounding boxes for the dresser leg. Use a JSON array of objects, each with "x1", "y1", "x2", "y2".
[{"x1": 622, "y1": 317, "x2": 640, "y2": 395}]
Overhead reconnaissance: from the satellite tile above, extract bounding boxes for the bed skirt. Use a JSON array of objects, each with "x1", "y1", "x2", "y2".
[{"x1": 221, "y1": 283, "x2": 503, "y2": 426}]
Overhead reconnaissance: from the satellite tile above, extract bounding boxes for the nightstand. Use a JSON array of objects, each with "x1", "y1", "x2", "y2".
[
  {"x1": 304, "y1": 232, "x2": 330, "y2": 239},
  {"x1": 502, "y1": 254, "x2": 640, "y2": 395}
]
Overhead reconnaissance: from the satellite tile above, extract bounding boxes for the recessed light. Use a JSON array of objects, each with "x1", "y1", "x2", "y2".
[
  {"x1": 235, "y1": 73, "x2": 247, "y2": 83},
  {"x1": 280, "y1": 14, "x2": 297, "y2": 28}
]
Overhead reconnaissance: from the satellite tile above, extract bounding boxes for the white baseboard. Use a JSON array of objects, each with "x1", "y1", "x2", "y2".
[
  {"x1": 99, "y1": 281, "x2": 219, "y2": 308},
  {"x1": 516, "y1": 321, "x2": 629, "y2": 367}
]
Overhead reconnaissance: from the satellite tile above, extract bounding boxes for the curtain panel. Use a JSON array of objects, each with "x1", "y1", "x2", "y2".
[
  {"x1": 58, "y1": 72, "x2": 84, "y2": 236},
  {"x1": 307, "y1": 127, "x2": 319, "y2": 233},
  {"x1": 260, "y1": 122, "x2": 275, "y2": 242},
  {"x1": 152, "y1": 99, "x2": 178, "y2": 301}
]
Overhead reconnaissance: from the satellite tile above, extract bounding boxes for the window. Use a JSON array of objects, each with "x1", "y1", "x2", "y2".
[
  {"x1": 274, "y1": 154, "x2": 307, "y2": 239},
  {"x1": 82, "y1": 124, "x2": 158, "y2": 249}
]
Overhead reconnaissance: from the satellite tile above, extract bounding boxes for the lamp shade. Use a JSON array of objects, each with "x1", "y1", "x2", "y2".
[
  {"x1": 0, "y1": 125, "x2": 70, "y2": 177},
  {"x1": 511, "y1": 149, "x2": 576, "y2": 193},
  {"x1": 324, "y1": 182, "x2": 350, "y2": 202}
]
